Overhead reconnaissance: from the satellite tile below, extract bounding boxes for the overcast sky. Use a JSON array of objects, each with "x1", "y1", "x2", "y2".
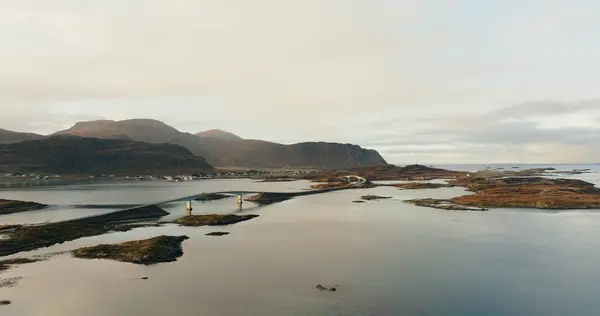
[{"x1": 1, "y1": 1, "x2": 599, "y2": 164}]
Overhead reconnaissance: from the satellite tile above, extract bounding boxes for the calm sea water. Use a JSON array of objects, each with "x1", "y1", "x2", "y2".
[{"x1": 1, "y1": 165, "x2": 600, "y2": 315}]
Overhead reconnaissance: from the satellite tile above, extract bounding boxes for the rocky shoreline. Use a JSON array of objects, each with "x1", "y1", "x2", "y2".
[
  {"x1": 406, "y1": 198, "x2": 488, "y2": 211},
  {"x1": 304, "y1": 164, "x2": 466, "y2": 181}
]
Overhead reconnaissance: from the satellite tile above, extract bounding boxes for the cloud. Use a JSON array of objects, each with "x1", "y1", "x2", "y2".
[
  {"x1": 367, "y1": 100, "x2": 600, "y2": 163},
  {"x1": 486, "y1": 99, "x2": 600, "y2": 120},
  {"x1": 0, "y1": 1, "x2": 599, "y2": 164}
]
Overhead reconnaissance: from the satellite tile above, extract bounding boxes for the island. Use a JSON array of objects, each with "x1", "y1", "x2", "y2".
[
  {"x1": 408, "y1": 176, "x2": 600, "y2": 210},
  {"x1": 174, "y1": 214, "x2": 259, "y2": 226},
  {"x1": 360, "y1": 195, "x2": 392, "y2": 201},
  {"x1": 72, "y1": 235, "x2": 189, "y2": 265}
]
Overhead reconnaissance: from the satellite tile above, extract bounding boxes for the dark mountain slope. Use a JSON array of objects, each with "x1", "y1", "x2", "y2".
[
  {"x1": 0, "y1": 129, "x2": 44, "y2": 144},
  {"x1": 195, "y1": 135, "x2": 386, "y2": 169},
  {"x1": 0, "y1": 136, "x2": 214, "y2": 174},
  {"x1": 48, "y1": 119, "x2": 387, "y2": 169}
]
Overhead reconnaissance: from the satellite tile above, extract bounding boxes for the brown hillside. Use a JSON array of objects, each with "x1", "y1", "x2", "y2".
[{"x1": 0, "y1": 129, "x2": 44, "y2": 144}]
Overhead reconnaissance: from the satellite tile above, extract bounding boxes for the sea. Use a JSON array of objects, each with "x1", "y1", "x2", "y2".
[{"x1": 1, "y1": 164, "x2": 600, "y2": 316}]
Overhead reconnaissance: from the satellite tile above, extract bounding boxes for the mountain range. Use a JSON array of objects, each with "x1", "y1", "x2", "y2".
[{"x1": 1, "y1": 119, "x2": 387, "y2": 169}]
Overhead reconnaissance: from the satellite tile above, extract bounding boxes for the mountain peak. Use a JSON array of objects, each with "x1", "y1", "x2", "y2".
[{"x1": 196, "y1": 129, "x2": 243, "y2": 141}]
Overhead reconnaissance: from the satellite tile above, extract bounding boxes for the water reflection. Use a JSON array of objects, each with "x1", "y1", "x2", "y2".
[{"x1": 2, "y1": 178, "x2": 600, "y2": 315}]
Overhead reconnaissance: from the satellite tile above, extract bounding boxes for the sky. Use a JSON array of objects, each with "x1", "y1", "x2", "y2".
[{"x1": 1, "y1": 0, "x2": 599, "y2": 164}]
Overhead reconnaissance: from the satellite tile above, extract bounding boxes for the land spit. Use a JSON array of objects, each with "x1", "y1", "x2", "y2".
[
  {"x1": 0, "y1": 205, "x2": 167, "y2": 257},
  {"x1": 0, "y1": 199, "x2": 47, "y2": 215}
]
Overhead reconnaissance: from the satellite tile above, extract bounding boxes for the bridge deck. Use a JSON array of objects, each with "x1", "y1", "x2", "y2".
[{"x1": 59, "y1": 176, "x2": 367, "y2": 225}]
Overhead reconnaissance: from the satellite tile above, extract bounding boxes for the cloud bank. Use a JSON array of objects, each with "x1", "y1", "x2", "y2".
[{"x1": 1, "y1": 1, "x2": 599, "y2": 163}]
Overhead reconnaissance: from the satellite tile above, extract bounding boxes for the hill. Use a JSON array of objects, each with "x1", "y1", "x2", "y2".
[
  {"x1": 195, "y1": 136, "x2": 386, "y2": 169},
  {"x1": 0, "y1": 136, "x2": 214, "y2": 175},
  {"x1": 196, "y1": 129, "x2": 243, "y2": 141},
  {"x1": 54, "y1": 119, "x2": 214, "y2": 161},
  {"x1": 0, "y1": 129, "x2": 44, "y2": 144},
  {"x1": 44, "y1": 119, "x2": 386, "y2": 169}
]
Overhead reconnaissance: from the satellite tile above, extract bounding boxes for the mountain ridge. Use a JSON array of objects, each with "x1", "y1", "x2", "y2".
[
  {"x1": 0, "y1": 128, "x2": 44, "y2": 144},
  {"x1": 196, "y1": 129, "x2": 243, "y2": 141},
  {"x1": 4, "y1": 119, "x2": 387, "y2": 169}
]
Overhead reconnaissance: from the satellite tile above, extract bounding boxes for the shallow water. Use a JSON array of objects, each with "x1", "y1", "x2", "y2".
[
  {"x1": 2, "y1": 170, "x2": 600, "y2": 315},
  {"x1": 0, "y1": 179, "x2": 311, "y2": 224}
]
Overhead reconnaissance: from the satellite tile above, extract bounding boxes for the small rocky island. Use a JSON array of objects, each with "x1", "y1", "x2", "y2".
[
  {"x1": 206, "y1": 231, "x2": 230, "y2": 236},
  {"x1": 0, "y1": 199, "x2": 47, "y2": 215},
  {"x1": 245, "y1": 193, "x2": 293, "y2": 204},
  {"x1": 174, "y1": 214, "x2": 259, "y2": 227},
  {"x1": 360, "y1": 195, "x2": 391, "y2": 201},
  {"x1": 72, "y1": 235, "x2": 189, "y2": 265}
]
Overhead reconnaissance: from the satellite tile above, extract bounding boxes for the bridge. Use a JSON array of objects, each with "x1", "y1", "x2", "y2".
[
  {"x1": 344, "y1": 175, "x2": 367, "y2": 185},
  {"x1": 130, "y1": 174, "x2": 368, "y2": 211},
  {"x1": 65, "y1": 175, "x2": 370, "y2": 223},
  {"x1": 56, "y1": 175, "x2": 371, "y2": 225}
]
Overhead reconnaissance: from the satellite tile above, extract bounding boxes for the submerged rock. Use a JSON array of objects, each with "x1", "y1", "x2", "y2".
[
  {"x1": 72, "y1": 235, "x2": 189, "y2": 265},
  {"x1": 352, "y1": 200, "x2": 366, "y2": 203},
  {"x1": 360, "y1": 195, "x2": 391, "y2": 201},
  {"x1": 0, "y1": 277, "x2": 22, "y2": 288},
  {"x1": 175, "y1": 214, "x2": 259, "y2": 227},
  {"x1": 316, "y1": 284, "x2": 338, "y2": 292},
  {"x1": 206, "y1": 231, "x2": 230, "y2": 236},
  {"x1": 0, "y1": 300, "x2": 11, "y2": 306}
]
